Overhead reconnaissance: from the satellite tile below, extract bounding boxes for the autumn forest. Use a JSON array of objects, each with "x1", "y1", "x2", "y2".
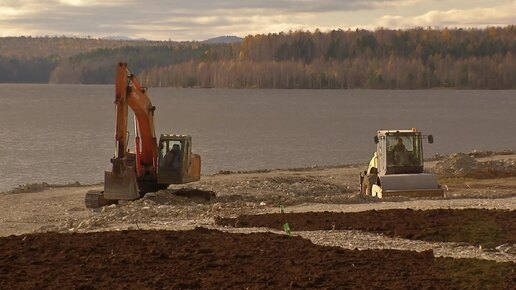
[{"x1": 1, "y1": 26, "x2": 515, "y2": 89}]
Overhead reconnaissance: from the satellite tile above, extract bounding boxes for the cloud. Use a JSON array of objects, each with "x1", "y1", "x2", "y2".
[
  {"x1": 131, "y1": 0, "x2": 422, "y2": 14},
  {"x1": 376, "y1": 1, "x2": 516, "y2": 28},
  {"x1": 371, "y1": 0, "x2": 427, "y2": 9},
  {"x1": 3, "y1": 0, "x2": 382, "y2": 39},
  {"x1": 0, "y1": 0, "x2": 513, "y2": 40}
]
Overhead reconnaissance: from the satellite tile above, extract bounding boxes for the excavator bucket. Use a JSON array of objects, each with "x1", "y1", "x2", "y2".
[
  {"x1": 372, "y1": 173, "x2": 444, "y2": 199},
  {"x1": 103, "y1": 168, "x2": 140, "y2": 201}
]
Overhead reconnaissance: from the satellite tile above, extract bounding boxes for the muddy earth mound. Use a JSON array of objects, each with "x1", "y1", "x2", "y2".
[
  {"x1": 40, "y1": 178, "x2": 362, "y2": 234},
  {"x1": 216, "y1": 209, "x2": 516, "y2": 249},
  {"x1": 196, "y1": 175, "x2": 355, "y2": 205},
  {"x1": 433, "y1": 153, "x2": 516, "y2": 178},
  {"x1": 1, "y1": 228, "x2": 514, "y2": 289}
]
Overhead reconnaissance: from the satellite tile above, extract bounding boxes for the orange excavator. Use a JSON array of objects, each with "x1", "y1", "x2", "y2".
[{"x1": 85, "y1": 63, "x2": 201, "y2": 208}]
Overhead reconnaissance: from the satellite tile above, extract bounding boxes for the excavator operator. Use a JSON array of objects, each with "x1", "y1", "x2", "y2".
[
  {"x1": 171, "y1": 144, "x2": 181, "y2": 170},
  {"x1": 164, "y1": 148, "x2": 175, "y2": 167},
  {"x1": 163, "y1": 143, "x2": 181, "y2": 171},
  {"x1": 392, "y1": 137, "x2": 415, "y2": 166},
  {"x1": 393, "y1": 138, "x2": 406, "y2": 153}
]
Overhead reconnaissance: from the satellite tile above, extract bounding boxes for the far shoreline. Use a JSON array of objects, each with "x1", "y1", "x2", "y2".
[
  {"x1": 0, "y1": 83, "x2": 514, "y2": 90},
  {"x1": 3, "y1": 149, "x2": 515, "y2": 195}
]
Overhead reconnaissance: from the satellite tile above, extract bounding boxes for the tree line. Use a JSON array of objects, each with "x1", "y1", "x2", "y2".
[
  {"x1": 141, "y1": 26, "x2": 516, "y2": 89},
  {"x1": 0, "y1": 36, "x2": 164, "y2": 83},
  {"x1": 0, "y1": 27, "x2": 514, "y2": 88},
  {"x1": 141, "y1": 54, "x2": 514, "y2": 89}
]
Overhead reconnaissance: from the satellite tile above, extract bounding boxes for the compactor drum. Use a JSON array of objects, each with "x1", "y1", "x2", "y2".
[{"x1": 360, "y1": 129, "x2": 444, "y2": 198}]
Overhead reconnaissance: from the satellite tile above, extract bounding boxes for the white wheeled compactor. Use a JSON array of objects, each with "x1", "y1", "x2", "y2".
[{"x1": 360, "y1": 129, "x2": 444, "y2": 198}]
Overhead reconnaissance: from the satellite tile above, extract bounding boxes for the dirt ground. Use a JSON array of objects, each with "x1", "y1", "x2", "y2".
[
  {"x1": 0, "y1": 152, "x2": 515, "y2": 288},
  {"x1": 1, "y1": 228, "x2": 514, "y2": 290},
  {"x1": 215, "y1": 209, "x2": 516, "y2": 248}
]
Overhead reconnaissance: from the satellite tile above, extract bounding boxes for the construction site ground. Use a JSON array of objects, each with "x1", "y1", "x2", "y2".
[{"x1": 1, "y1": 153, "x2": 515, "y2": 288}]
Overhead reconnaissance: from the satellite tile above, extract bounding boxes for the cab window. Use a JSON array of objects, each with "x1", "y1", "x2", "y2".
[
  {"x1": 386, "y1": 135, "x2": 422, "y2": 167},
  {"x1": 159, "y1": 140, "x2": 183, "y2": 169}
]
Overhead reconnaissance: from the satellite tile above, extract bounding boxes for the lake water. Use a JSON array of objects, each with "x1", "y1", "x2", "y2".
[{"x1": 0, "y1": 84, "x2": 514, "y2": 192}]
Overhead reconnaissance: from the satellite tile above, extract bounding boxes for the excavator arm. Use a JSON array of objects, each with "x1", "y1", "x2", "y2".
[
  {"x1": 115, "y1": 63, "x2": 158, "y2": 178},
  {"x1": 103, "y1": 63, "x2": 159, "y2": 201}
]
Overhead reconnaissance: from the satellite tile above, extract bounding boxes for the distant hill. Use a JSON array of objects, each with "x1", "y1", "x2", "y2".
[
  {"x1": 202, "y1": 36, "x2": 243, "y2": 44},
  {"x1": 0, "y1": 36, "x2": 157, "y2": 58}
]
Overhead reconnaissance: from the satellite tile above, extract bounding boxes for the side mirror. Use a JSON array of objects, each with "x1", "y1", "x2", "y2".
[
  {"x1": 428, "y1": 135, "x2": 434, "y2": 144},
  {"x1": 374, "y1": 136, "x2": 379, "y2": 144}
]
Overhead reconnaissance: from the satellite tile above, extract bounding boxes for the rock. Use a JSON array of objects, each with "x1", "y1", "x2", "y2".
[
  {"x1": 495, "y1": 244, "x2": 516, "y2": 254},
  {"x1": 143, "y1": 192, "x2": 157, "y2": 199}
]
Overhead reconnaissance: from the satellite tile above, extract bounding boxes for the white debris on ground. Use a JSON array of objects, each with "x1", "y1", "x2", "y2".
[
  {"x1": 31, "y1": 175, "x2": 364, "y2": 234},
  {"x1": 299, "y1": 230, "x2": 516, "y2": 263},
  {"x1": 195, "y1": 175, "x2": 350, "y2": 198}
]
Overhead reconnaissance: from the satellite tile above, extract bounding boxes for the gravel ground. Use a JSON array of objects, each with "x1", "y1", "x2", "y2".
[{"x1": 1, "y1": 152, "x2": 515, "y2": 263}]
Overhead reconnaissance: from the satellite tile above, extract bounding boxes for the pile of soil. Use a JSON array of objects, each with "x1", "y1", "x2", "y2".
[
  {"x1": 216, "y1": 209, "x2": 516, "y2": 248},
  {"x1": 433, "y1": 153, "x2": 516, "y2": 178},
  {"x1": 42, "y1": 180, "x2": 360, "y2": 234},
  {"x1": 0, "y1": 228, "x2": 513, "y2": 289},
  {"x1": 194, "y1": 175, "x2": 354, "y2": 205},
  {"x1": 467, "y1": 150, "x2": 515, "y2": 158}
]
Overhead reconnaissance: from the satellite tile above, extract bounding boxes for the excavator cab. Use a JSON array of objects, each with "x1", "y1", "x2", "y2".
[{"x1": 157, "y1": 135, "x2": 201, "y2": 184}]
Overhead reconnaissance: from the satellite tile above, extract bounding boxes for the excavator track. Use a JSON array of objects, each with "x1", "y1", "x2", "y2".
[{"x1": 85, "y1": 190, "x2": 115, "y2": 209}]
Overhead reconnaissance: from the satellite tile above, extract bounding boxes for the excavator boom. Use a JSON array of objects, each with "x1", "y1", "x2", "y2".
[{"x1": 103, "y1": 63, "x2": 159, "y2": 201}]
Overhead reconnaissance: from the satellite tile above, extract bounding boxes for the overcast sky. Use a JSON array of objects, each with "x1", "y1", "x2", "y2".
[{"x1": 1, "y1": 0, "x2": 514, "y2": 41}]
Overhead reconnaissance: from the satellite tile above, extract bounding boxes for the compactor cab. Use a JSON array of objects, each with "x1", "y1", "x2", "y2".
[
  {"x1": 157, "y1": 135, "x2": 201, "y2": 184},
  {"x1": 360, "y1": 129, "x2": 444, "y2": 198},
  {"x1": 376, "y1": 130, "x2": 427, "y2": 175}
]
